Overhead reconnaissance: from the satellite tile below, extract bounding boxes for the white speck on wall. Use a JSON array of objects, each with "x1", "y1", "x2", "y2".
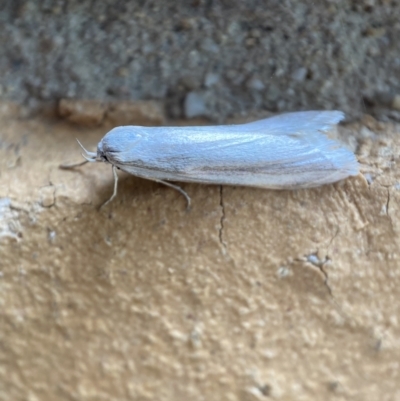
[{"x1": 184, "y1": 92, "x2": 207, "y2": 118}]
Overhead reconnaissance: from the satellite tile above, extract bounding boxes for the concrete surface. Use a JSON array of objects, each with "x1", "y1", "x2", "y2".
[
  {"x1": 1, "y1": 1, "x2": 400, "y2": 398},
  {"x1": 1, "y1": 0, "x2": 400, "y2": 120},
  {"x1": 1, "y1": 102, "x2": 400, "y2": 400}
]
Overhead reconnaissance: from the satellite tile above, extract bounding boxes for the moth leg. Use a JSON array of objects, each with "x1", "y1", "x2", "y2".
[
  {"x1": 151, "y1": 179, "x2": 191, "y2": 209},
  {"x1": 100, "y1": 165, "x2": 119, "y2": 209},
  {"x1": 59, "y1": 160, "x2": 89, "y2": 169}
]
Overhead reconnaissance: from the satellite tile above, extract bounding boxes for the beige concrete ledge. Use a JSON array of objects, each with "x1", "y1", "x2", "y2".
[{"x1": 1, "y1": 103, "x2": 400, "y2": 400}]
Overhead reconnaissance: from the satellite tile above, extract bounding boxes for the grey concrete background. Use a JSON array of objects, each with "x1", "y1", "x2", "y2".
[{"x1": 1, "y1": 0, "x2": 399, "y2": 121}]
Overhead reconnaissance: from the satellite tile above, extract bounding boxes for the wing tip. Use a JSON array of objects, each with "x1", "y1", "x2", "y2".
[{"x1": 330, "y1": 146, "x2": 359, "y2": 177}]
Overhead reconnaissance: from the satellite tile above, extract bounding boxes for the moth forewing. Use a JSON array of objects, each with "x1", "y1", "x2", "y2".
[{"x1": 62, "y1": 111, "x2": 359, "y2": 207}]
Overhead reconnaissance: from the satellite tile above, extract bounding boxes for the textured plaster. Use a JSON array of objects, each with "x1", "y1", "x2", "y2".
[{"x1": 1, "y1": 104, "x2": 400, "y2": 400}]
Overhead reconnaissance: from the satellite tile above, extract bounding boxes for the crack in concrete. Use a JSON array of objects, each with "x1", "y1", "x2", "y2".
[
  {"x1": 300, "y1": 251, "x2": 352, "y2": 323},
  {"x1": 305, "y1": 253, "x2": 333, "y2": 297},
  {"x1": 320, "y1": 227, "x2": 341, "y2": 298},
  {"x1": 304, "y1": 247, "x2": 352, "y2": 321},
  {"x1": 384, "y1": 187, "x2": 395, "y2": 236},
  {"x1": 327, "y1": 227, "x2": 340, "y2": 249},
  {"x1": 219, "y1": 185, "x2": 226, "y2": 249},
  {"x1": 318, "y1": 262, "x2": 333, "y2": 297}
]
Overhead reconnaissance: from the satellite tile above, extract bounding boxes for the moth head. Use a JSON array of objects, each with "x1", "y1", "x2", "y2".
[
  {"x1": 95, "y1": 126, "x2": 143, "y2": 165},
  {"x1": 75, "y1": 139, "x2": 98, "y2": 163},
  {"x1": 96, "y1": 141, "x2": 110, "y2": 163},
  {"x1": 75, "y1": 138, "x2": 114, "y2": 164},
  {"x1": 95, "y1": 129, "x2": 126, "y2": 164}
]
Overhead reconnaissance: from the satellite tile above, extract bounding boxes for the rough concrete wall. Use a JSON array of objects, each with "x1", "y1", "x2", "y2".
[
  {"x1": 1, "y1": 1, "x2": 400, "y2": 400},
  {"x1": 1, "y1": 0, "x2": 400, "y2": 120},
  {"x1": 1, "y1": 103, "x2": 400, "y2": 400}
]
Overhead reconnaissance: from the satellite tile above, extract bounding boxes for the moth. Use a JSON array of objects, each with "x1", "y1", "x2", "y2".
[{"x1": 61, "y1": 111, "x2": 359, "y2": 207}]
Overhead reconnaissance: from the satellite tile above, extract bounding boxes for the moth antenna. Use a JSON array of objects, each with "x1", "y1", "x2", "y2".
[
  {"x1": 76, "y1": 139, "x2": 97, "y2": 160},
  {"x1": 59, "y1": 139, "x2": 97, "y2": 169},
  {"x1": 81, "y1": 152, "x2": 97, "y2": 162}
]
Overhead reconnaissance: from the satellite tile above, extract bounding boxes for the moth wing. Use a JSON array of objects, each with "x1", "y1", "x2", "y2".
[
  {"x1": 111, "y1": 111, "x2": 359, "y2": 189},
  {"x1": 240, "y1": 110, "x2": 344, "y2": 133}
]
